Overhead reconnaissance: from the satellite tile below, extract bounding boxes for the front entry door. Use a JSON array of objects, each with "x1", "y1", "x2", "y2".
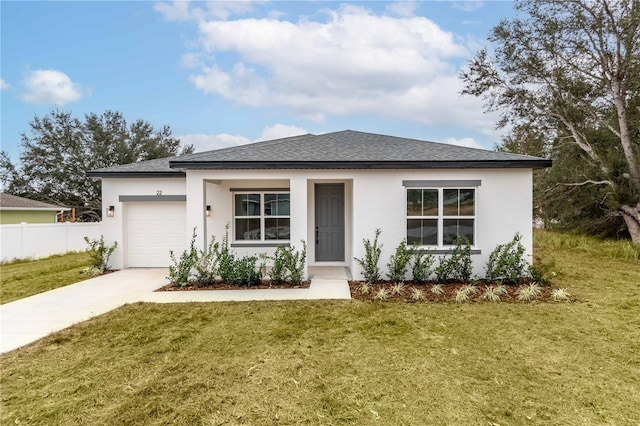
[{"x1": 315, "y1": 183, "x2": 345, "y2": 261}]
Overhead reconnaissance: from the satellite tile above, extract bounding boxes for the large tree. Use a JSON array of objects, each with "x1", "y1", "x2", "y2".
[
  {"x1": 1, "y1": 110, "x2": 194, "y2": 221},
  {"x1": 461, "y1": 0, "x2": 640, "y2": 242}
]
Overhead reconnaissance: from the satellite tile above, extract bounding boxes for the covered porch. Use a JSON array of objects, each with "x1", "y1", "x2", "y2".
[{"x1": 184, "y1": 170, "x2": 354, "y2": 279}]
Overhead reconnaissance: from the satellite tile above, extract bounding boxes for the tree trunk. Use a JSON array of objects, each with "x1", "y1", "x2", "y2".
[{"x1": 621, "y1": 203, "x2": 640, "y2": 244}]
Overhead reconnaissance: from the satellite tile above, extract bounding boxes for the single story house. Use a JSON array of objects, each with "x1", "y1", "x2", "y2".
[
  {"x1": 87, "y1": 130, "x2": 551, "y2": 278},
  {"x1": 0, "y1": 193, "x2": 70, "y2": 224}
]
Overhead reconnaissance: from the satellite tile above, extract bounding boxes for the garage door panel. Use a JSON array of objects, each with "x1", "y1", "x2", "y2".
[{"x1": 126, "y1": 202, "x2": 187, "y2": 267}]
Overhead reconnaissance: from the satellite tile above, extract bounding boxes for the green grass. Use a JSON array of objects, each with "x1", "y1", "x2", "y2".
[
  {"x1": 1, "y1": 233, "x2": 640, "y2": 425},
  {"x1": 0, "y1": 252, "x2": 91, "y2": 304}
]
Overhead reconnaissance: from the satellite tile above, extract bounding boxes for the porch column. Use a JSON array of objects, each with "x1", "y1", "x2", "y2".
[
  {"x1": 289, "y1": 175, "x2": 308, "y2": 279},
  {"x1": 185, "y1": 171, "x2": 207, "y2": 251}
]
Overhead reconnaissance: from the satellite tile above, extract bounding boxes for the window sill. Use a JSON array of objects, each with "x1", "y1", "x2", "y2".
[
  {"x1": 413, "y1": 248, "x2": 482, "y2": 255},
  {"x1": 231, "y1": 242, "x2": 290, "y2": 248}
]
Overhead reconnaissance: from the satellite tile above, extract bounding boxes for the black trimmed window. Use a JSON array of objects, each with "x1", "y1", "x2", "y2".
[
  {"x1": 406, "y1": 188, "x2": 475, "y2": 246},
  {"x1": 234, "y1": 192, "x2": 290, "y2": 241}
]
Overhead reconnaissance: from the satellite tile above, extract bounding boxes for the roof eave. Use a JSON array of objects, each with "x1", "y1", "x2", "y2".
[
  {"x1": 0, "y1": 207, "x2": 71, "y2": 211},
  {"x1": 85, "y1": 171, "x2": 186, "y2": 178},
  {"x1": 169, "y1": 160, "x2": 553, "y2": 170}
]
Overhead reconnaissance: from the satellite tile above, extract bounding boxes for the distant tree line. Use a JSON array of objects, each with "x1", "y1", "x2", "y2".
[{"x1": 0, "y1": 110, "x2": 194, "y2": 221}]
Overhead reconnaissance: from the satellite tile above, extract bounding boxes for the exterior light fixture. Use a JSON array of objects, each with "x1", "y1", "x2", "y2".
[
  {"x1": 107, "y1": 205, "x2": 115, "y2": 217},
  {"x1": 206, "y1": 205, "x2": 212, "y2": 217}
]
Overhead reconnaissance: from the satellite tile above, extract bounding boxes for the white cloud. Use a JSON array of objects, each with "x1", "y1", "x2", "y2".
[
  {"x1": 179, "y1": 123, "x2": 308, "y2": 152},
  {"x1": 452, "y1": 1, "x2": 485, "y2": 12},
  {"x1": 154, "y1": 0, "x2": 262, "y2": 21},
  {"x1": 442, "y1": 137, "x2": 484, "y2": 149},
  {"x1": 385, "y1": 1, "x2": 419, "y2": 17},
  {"x1": 256, "y1": 124, "x2": 308, "y2": 141},
  {"x1": 178, "y1": 133, "x2": 251, "y2": 152},
  {"x1": 0, "y1": 78, "x2": 9, "y2": 90},
  {"x1": 162, "y1": 3, "x2": 496, "y2": 135},
  {"x1": 21, "y1": 69, "x2": 84, "y2": 106}
]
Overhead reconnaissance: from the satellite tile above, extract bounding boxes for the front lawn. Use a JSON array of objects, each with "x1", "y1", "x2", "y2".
[
  {"x1": 0, "y1": 252, "x2": 91, "y2": 304},
  {"x1": 1, "y1": 233, "x2": 639, "y2": 424}
]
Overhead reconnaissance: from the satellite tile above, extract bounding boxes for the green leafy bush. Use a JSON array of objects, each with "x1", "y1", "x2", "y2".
[
  {"x1": 485, "y1": 233, "x2": 528, "y2": 283},
  {"x1": 269, "y1": 246, "x2": 288, "y2": 285},
  {"x1": 386, "y1": 239, "x2": 412, "y2": 283},
  {"x1": 193, "y1": 236, "x2": 221, "y2": 286},
  {"x1": 224, "y1": 255, "x2": 262, "y2": 287},
  {"x1": 84, "y1": 235, "x2": 117, "y2": 273},
  {"x1": 435, "y1": 236, "x2": 472, "y2": 283},
  {"x1": 268, "y1": 241, "x2": 307, "y2": 285},
  {"x1": 354, "y1": 228, "x2": 382, "y2": 284},
  {"x1": 168, "y1": 229, "x2": 199, "y2": 287},
  {"x1": 410, "y1": 246, "x2": 435, "y2": 283}
]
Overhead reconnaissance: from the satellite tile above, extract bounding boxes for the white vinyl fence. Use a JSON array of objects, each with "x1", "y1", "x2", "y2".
[{"x1": 0, "y1": 222, "x2": 103, "y2": 262}]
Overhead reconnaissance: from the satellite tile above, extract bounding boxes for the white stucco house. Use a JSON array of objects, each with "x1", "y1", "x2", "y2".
[{"x1": 87, "y1": 130, "x2": 551, "y2": 278}]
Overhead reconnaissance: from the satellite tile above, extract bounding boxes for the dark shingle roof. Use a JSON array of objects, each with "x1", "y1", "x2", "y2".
[
  {"x1": 0, "y1": 193, "x2": 70, "y2": 210},
  {"x1": 87, "y1": 130, "x2": 551, "y2": 177}
]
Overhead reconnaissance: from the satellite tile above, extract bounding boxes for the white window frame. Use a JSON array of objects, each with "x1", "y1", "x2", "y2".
[
  {"x1": 406, "y1": 187, "x2": 476, "y2": 247},
  {"x1": 233, "y1": 191, "x2": 290, "y2": 242}
]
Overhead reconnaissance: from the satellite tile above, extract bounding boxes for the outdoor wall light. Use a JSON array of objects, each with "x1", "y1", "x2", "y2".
[
  {"x1": 107, "y1": 205, "x2": 115, "y2": 217},
  {"x1": 206, "y1": 205, "x2": 212, "y2": 217}
]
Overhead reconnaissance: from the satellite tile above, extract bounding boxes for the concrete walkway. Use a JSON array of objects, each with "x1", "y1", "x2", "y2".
[{"x1": 1, "y1": 268, "x2": 351, "y2": 354}]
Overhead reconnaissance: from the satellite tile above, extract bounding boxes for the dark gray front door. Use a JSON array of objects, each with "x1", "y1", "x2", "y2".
[{"x1": 315, "y1": 183, "x2": 345, "y2": 261}]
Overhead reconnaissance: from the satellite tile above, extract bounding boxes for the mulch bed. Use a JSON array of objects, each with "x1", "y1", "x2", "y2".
[
  {"x1": 348, "y1": 281, "x2": 556, "y2": 303},
  {"x1": 156, "y1": 280, "x2": 311, "y2": 292}
]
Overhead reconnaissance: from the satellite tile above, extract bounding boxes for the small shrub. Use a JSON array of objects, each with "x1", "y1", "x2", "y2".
[
  {"x1": 410, "y1": 246, "x2": 435, "y2": 283},
  {"x1": 84, "y1": 235, "x2": 117, "y2": 273},
  {"x1": 167, "y1": 229, "x2": 199, "y2": 287},
  {"x1": 485, "y1": 233, "x2": 528, "y2": 283},
  {"x1": 269, "y1": 246, "x2": 288, "y2": 285},
  {"x1": 193, "y1": 236, "x2": 221, "y2": 286},
  {"x1": 359, "y1": 282, "x2": 370, "y2": 295},
  {"x1": 435, "y1": 236, "x2": 472, "y2": 283},
  {"x1": 391, "y1": 283, "x2": 405, "y2": 295},
  {"x1": 387, "y1": 239, "x2": 412, "y2": 283},
  {"x1": 225, "y1": 255, "x2": 262, "y2": 287},
  {"x1": 454, "y1": 289, "x2": 470, "y2": 303},
  {"x1": 410, "y1": 287, "x2": 425, "y2": 301},
  {"x1": 551, "y1": 288, "x2": 571, "y2": 301},
  {"x1": 516, "y1": 283, "x2": 542, "y2": 302},
  {"x1": 481, "y1": 285, "x2": 505, "y2": 302},
  {"x1": 430, "y1": 284, "x2": 445, "y2": 295},
  {"x1": 217, "y1": 224, "x2": 236, "y2": 283},
  {"x1": 268, "y1": 241, "x2": 307, "y2": 285},
  {"x1": 285, "y1": 241, "x2": 307, "y2": 286},
  {"x1": 354, "y1": 228, "x2": 383, "y2": 284},
  {"x1": 374, "y1": 288, "x2": 389, "y2": 301},
  {"x1": 454, "y1": 284, "x2": 478, "y2": 303}
]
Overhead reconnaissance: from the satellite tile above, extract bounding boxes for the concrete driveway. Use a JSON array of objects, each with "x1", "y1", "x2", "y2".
[{"x1": 0, "y1": 269, "x2": 169, "y2": 354}]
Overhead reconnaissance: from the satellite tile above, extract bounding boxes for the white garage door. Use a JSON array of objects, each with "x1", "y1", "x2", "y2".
[{"x1": 126, "y1": 202, "x2": 187, "y2": 267}]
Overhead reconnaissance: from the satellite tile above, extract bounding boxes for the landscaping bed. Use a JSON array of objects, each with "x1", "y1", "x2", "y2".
[
  {"x1": 156, "y1": 280, "x2": 311, "y2": 291},
  {"x1": 348, "y1": 280, "x2": 562, "y2": 303}
]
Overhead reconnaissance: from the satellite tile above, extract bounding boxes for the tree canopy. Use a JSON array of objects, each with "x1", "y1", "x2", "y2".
[
  {"x1": 461, "y1": 0, "x2": 640, "y2": 242},
  {"x1": 1, "y1": 110, "x2": 194, "y2": 221}
]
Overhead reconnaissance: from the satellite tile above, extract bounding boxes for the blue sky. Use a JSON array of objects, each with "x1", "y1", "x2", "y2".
[{"x1": 1, "y1": 1, "x2": 515, "y2": 161}]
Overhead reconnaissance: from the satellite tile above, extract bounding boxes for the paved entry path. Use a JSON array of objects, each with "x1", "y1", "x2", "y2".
[{"x1": 1, "y1": 269, "x2": 351, "y2": 354}]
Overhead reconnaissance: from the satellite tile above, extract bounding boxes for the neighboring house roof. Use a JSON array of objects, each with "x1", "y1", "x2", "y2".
[
  {"x1": 0, "y1": 193, "x2": 70, "y2": 211},
  {"x1": 87, "y1": 130, "x2": 552, "y2": 177}
]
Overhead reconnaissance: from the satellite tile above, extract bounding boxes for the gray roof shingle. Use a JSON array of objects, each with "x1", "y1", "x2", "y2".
[
  {"x1": 87, "y1": 130, "x2": 551, "y2": 177},
  {"x1": 0, "y1": 193, "x2": 69, "y2": 210}
]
